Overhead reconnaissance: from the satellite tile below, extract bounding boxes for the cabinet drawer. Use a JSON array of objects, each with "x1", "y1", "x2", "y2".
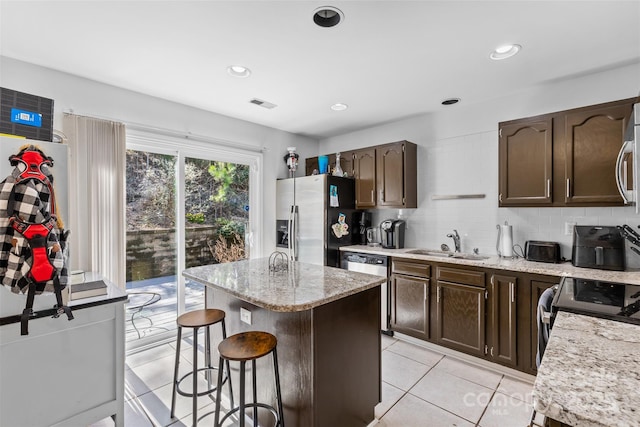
[
  {"x1": 392, "y1": 259, "x2": 431, "y2": 277},
  {"x1": 436, "y1": 266, "x2": 485, "y2": 287}
]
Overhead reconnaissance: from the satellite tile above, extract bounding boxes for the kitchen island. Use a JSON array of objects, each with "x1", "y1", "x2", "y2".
[
  {"x1": 532, "y1": 311, "x2": 640, "y2": 427},
  {"x1": 183, "y1": 257, "x2": 386, "y2": 427}
]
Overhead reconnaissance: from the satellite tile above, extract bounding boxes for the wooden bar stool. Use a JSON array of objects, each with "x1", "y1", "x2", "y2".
[
  {"x1": 170, "y1": 309, "x2": 233, "y2": 426},
  {"x1": 213, "y1": 331, "x2": 285, "y2": 427}
]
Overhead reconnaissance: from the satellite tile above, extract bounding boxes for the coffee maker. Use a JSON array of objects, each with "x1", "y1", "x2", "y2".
[
  {"x1": 355, "y1": 211, "x2": 371, "y2": 245},
  {"x1": 380, "y1": 219, "x2": 406, "y2": 249}
]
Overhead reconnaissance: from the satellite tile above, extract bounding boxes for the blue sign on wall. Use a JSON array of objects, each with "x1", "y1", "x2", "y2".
[{"x1": 10, "y1": 108, "x2": 42, "y2": 128}]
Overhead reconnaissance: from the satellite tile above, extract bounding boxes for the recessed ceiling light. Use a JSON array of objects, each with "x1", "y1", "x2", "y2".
[
  {"x1": 331, "y1": 103, "x2": 348, "y2": 111},
  {"x1": 313, "y1": 6, "x2": 344, "y2": 28},
  {"x1": 441, "y1": 98, "x2": 461, "y2": 106},
  {"x1": 490, "y1": 44, "x2": 522, "y2": 60},
  {"x1": 227, "y1": 65, "x2": 251, "y2": 78}
]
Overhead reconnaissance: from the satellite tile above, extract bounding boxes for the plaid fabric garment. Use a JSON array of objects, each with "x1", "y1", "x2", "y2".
[{"x1": 0, "y1": 165, "x2": 67, "y2": 294}]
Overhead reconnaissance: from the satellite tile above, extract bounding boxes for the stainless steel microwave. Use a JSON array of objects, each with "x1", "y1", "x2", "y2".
[{"x1": 616, "y1": 102, "x2": 640, "y2": 212}]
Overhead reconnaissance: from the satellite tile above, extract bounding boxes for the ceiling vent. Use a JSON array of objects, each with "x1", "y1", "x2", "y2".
[{"x1": 249, "y1": 98, "x2": 277, "y2": 109}]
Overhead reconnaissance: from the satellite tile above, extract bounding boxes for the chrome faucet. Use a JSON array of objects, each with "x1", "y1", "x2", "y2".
[{"x1": 447, "y1": 229, "x2": 461, "y2": 253}]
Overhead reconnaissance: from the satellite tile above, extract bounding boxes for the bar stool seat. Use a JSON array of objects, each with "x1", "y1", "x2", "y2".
[
  {"x1": 171, "y1": 309, "x2": 233, "y2": 426},
  {"x1": 214, "y1": 331, "x2": 285, "y2": 427}
]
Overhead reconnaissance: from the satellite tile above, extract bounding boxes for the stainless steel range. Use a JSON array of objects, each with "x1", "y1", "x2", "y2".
[{"x1": 552, "y1": 276, "x2": 640, "y2": 325}]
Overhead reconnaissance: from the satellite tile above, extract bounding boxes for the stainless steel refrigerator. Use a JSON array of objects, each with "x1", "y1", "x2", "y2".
[{"x1": 276, "y1": 174, "x2": 358, "y2": 267}]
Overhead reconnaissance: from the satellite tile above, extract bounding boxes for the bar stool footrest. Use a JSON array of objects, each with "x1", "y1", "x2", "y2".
[
  {"x1": 218, "y1": 402, "x2": 282, "y2": 427},
  {"x1": 176, "y1": 366, "x2": 229, "y2": 398}
]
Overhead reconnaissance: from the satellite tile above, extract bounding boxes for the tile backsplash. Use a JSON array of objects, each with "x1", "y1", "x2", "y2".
[{"x1": 367, "y1": 130, "x2": 639, "y2": 261}]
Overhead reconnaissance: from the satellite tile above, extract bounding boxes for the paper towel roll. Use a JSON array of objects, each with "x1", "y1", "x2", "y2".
[{"x1": 497, "y1": 223, "x2": 514, "y2": 258}]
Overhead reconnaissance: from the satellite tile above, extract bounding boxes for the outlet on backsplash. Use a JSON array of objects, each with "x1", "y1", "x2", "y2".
[{"x1": 565, "y1": 221, "x2": 577, "y2": 236}]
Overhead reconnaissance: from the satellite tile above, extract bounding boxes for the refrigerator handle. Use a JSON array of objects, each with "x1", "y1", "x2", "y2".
[
  {"x1": 293, "y1": 205, "x2": 299, "y2": 260},
  {"x1": 288, "y1": 205, "x2": 294, "y2": 260}
]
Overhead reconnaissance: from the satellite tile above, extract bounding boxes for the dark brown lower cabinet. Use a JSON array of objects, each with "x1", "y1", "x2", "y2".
[
  {"x1": 435, "y1": 281, "x2": 485, "y2": 357},
  {"x1": 386, "y1": 258, "x2": 562, "y2": 375},
  {"x1": 390, "y1": 273, "x2": 429, "y2": 339},
  {"x1": 487, "y1": 274, "x2": 518, "y2": 368}
]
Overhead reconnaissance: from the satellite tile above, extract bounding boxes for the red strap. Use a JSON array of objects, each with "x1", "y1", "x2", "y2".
[
  {"x1": 9, "y1": 218, "x2": 57, "y2": 283},
  {"x1": 30, "y1": 246, "x2": 55, "y2": 282}
]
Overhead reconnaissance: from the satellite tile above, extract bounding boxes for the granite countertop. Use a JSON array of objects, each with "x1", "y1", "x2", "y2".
[
  {"x1": 182, "y1": 257, "x2": 386, "y2": 312},
  {"x1": 341, "y1": 245, "x2": 640, "y2": 285},
  {"x1": 532, "y1": 311, "x2": 640, "y2": 427}
]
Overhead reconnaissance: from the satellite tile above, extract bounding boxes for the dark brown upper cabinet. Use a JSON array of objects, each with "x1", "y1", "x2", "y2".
[
  {"x1": 498, "y1": 97, "x2": 634, "y2": 207},
  {"x1": 499, "y1": 116, "x2": 553, "y2": 206},
  {"x1": 563, "y1": 101, "x2": 632, "y2": 204},
  {"x1": 376, "y1": 141, "x2": 417, "y2": 209},
  {"x1": 353, "y1": 148, "x2": 377, "y2": 208},
  {"x1": 309, "y1": 141, "x2": 418, "y2": 209}
]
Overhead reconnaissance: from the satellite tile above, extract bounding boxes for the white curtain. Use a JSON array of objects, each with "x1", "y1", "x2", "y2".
[{"x1": 63, "y1": 114, "x2": 126, "y2": 288}]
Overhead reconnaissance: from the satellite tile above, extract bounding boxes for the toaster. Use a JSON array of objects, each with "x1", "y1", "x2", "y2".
[{"x1": 525, "y1": 241, "x2": 561, "y2": 263}]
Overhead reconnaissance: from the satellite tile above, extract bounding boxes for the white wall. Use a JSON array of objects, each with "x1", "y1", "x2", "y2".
[
  {"x1": 0, "y1": 57, "x2": 318, "y2": 260},
  {"x1": 321, "y1": 62, "x2": 640, "y2": 260}
]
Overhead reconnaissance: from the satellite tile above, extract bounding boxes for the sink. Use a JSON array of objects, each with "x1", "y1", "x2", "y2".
[
  {"x1": 405, "y1": 249, "x2": 453, "y2": 257},
  {"x1": 450, "y1": 253, "x2": 490, "y2": 260},
  {"x1": 405, "y1": 249, "x2": 490, "y2": 261}
]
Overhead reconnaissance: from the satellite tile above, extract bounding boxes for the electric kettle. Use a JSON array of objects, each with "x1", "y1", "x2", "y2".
[{"x1": 496, "y1": 221, "x2": 514, "y2": 258}]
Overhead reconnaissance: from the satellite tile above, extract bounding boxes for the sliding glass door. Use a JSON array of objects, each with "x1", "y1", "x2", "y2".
[{"x1": 125, "y1": 132, "x2": 259, "y2": 348}]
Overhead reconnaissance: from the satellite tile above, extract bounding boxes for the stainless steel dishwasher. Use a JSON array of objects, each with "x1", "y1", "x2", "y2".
[{"x1": 341, "y1": 252, "x2": 392, "y2": 335}]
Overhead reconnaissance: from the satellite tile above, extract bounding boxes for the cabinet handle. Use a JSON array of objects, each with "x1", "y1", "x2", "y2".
[
  {"x1": 510, "y1": 282, "x2": 515, "y2": 303},
  {"x1": 380, "y1": 189, "x2": 385, "y2": 202},
  {"x1": 370, "y1": 190, "x2": 374, "y2": 202},
  {"x1": 437, "y1": 286, "x2": 441, "y2": 303},
  {"x1": 566, "y1": 178, "x2": 570, "y2": 199},
  {"x1": 499, "y1": 193, "x2": 503, "y2": 203},
  {"x1": 546, "y1": 179, "x2": 551, "y2": 199},
  {"x1": 490, "y1": 347, "x2": 494, "y2": 357},
  {"x1": 424, "y1": 285, "x2": 427, "y2": 302}
]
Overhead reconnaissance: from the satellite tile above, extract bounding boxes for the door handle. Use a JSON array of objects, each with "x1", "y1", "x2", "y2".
[
  {"x1": 510, "y1": 282, "x2": 515, "y2": 303},
  {"x1": 546, "y1": 179, "x2": 551, "y2": 199},
  {"x1": 615, "y1": 140, "x2": 633, "y2": 203}
]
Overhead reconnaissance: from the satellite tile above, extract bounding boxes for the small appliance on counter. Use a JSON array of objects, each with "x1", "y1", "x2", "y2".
[
  {"x1": 525, "y1": 241, "x2": 561, "y2": 263},
  {"x1": 356, "y1": 211, "x2": 371, "y2": 245},
  {"x1": 571, "y1": 225, "x2": 625, "y2": 271},
  {"x1": 496, "y1": 221, "x2": 514, "y2": 258},
  {"x1": 380, "y1": 219, "x2": 406, "y2": 249}
]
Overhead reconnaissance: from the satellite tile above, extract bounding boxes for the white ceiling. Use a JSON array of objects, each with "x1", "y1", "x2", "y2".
[{"x1": 1, "y1": 1, "x2": 639, "y2": 140}]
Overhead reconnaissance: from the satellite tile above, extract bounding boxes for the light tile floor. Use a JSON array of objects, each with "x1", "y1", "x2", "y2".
[{"x1": 92, "y1": 333, "x2": 543, "y2": 427}]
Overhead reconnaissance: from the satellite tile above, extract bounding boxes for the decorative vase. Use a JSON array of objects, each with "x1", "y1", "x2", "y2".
[{"x1": 333, "y1": 153, "x2": 344, "y2": 177}]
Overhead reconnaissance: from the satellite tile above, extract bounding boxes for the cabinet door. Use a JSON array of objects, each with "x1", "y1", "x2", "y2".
[
  {"x1": 376, "y1": 142, "x2": 405, "y2": 207},
  {"x1": 353, "y1": 148, "x2": 377, "y2": 208},
  {"x1": 488, "y1": 274, "x2": 517, "y2": 368},
  {"x1": 529, "y1": 280, "x2": 556, "y2": 374},
  {"x1": 340, "y1": 150, "x2": 355, "y2": 178},
  {"x1": 390, "y1": 274, "x2": 429, "y2": 339},
  {"x1": 435, "y1": 281, "x2": 485, "y2": 357},
  {"x1": 564, "y1": 102, "x2": 631, "y2": 204},
  {"x1": 499, "y1": 117, "x2": 553, "y2": 206},
  {"x1": 305, "y1": 157, "x2": 319, "y2": 176}
]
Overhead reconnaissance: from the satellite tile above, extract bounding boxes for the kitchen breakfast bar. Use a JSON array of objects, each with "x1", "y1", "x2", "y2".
[{"x1": 182, "y1": 257, "x2": 386, "y2": 427}]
